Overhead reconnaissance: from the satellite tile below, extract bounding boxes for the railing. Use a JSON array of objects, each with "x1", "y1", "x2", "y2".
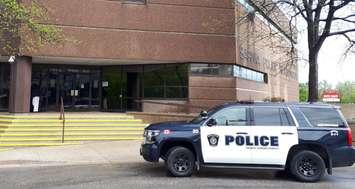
[{"x1": 59, "y1": 97, "x2": 65, "y2": 143}]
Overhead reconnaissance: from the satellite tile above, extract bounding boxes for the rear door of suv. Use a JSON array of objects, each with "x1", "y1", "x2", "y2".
[
  {"x1": 250, "y1": 106, "x2": 299, "y2": 166},
  {"x1": 295, "y1": 106, "x2": 352, "y2": 166}
]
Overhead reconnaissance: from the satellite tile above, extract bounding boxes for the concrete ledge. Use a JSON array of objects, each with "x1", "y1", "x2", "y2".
[{"x1": 128, "y1": 112, "x2": 196, "y2": 123}]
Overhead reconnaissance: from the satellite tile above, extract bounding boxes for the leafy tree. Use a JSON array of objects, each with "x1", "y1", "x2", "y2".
[
  {"x1": 336, "y1": 81, "x2": 355, "y2": 103},
  {"x1": 0, "y1": 0, "x2": 63, "y2": 55},
  {"x1": 299, "y1": 83, "x2": 309, "y2": 102}
]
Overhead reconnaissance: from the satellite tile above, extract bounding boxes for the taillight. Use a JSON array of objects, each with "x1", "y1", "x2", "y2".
[{"x1": 347, "y1": 127, "x2": 353, "y2": 146}]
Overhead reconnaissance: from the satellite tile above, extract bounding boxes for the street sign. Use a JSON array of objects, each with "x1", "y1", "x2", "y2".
[{"x1": 322, "y1": 90, "x2": 341, "y2": 103}]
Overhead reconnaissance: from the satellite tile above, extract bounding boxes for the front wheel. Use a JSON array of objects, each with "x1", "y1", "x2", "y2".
[
  {"x1": 166, "y1": 147, "x2": 195, "y2": 177},
  {"x1": 289, "y1": 150, "x2": 326, "y2": 182}
]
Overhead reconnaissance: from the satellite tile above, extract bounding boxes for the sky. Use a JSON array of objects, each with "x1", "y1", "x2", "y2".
[
  {"x1": 297, "y1": 35, "x2": 355, "y2": 87},
  {"x1": 296, "y1": 6, "x2": 355, "y2": 88}
]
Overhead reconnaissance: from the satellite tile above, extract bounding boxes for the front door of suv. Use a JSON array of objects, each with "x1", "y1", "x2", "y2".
[
  {"x1": 200, "y1": 106, "x2": 253, "y2": 164},
  {"x1": 250, "y1": 106, "x2": 298, "y2": 166}
]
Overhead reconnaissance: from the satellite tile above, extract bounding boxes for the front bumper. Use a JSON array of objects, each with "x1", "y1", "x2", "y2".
[{"x1": 140, "y1": 143, "x2": 160, "y2": 162}]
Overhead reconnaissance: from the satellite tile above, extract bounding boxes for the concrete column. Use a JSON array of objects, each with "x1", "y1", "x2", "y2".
[{"x1": 8, "y1": 56, "x2": 32, "y2": 113}]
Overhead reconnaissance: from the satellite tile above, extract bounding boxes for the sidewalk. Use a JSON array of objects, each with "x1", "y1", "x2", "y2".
[{"x1": 0, "y1": 141, "x2": 143, "y2": 168}]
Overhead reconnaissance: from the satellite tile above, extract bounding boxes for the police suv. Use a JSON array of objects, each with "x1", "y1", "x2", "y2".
[{"x1": 140, "y1": 103, "x2": 355, "y2": 182}]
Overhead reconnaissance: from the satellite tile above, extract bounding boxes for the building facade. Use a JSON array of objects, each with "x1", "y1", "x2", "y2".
[{"x1": 0, "y1": 0, "x2": 298, "y2": 113}]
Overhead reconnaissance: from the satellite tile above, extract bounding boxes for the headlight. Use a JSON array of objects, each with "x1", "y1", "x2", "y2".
[{"x1": 144, "y1": 130, "x2": 160, "y2": 144}]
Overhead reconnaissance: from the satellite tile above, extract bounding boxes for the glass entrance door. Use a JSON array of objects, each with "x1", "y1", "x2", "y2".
[
  {"x1": 0, "y1": 64, "x2": 10, "y2": 112},
  {"x1": 32, "y1": 65, "x2": 101, "y2": 112},
  {"x1": 60, "y1": 69, "x2": 101, "y2": 111}
]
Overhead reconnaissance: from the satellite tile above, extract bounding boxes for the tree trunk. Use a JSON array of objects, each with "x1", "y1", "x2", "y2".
[{"x1": 308, "y1": 51, "x2": 319, "y2": 102}]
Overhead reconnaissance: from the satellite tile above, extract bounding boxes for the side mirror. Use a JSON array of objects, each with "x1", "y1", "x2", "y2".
[
  {"x1": 199, "y1": 110, "x2": 208, "y2": 118},
  {"x1": 206, "y1": 119, "x2": 217, "y2": 127}
]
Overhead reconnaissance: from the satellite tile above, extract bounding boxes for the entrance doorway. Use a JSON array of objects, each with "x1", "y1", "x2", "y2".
[
  {"x1": 126, "y1": 72, "x2": 141, "y2": 111},
  {"x1": 101, "y1": 66, "x2": 142, "y2": 112},
  {"x1": 31, "y1": 65, "x2": 101, "y2": 112},
  {"x1": 0, "y1": 63, "x2": 10, "y2": 112},
  {"x1": 60, "y1": 69, "x2": 100, "y2": 110}
]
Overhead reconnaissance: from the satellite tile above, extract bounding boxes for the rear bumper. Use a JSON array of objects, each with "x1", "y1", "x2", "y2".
[
  {"x1": 332, "y1": 146, "x2": 355, "y2": 167},
  {"x1": 140, "y1": 143, "x2": 160, "y2": 162}
]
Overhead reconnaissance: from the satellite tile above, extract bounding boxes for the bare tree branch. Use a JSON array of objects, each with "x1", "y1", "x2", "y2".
[{"x1": 327, "y1": 28, "x2": 355, "y2": 36}]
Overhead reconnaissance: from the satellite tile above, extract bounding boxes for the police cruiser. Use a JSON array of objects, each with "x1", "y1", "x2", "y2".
[{"x1": 140, "y1": 102, "x2": 355, "y2": 182}]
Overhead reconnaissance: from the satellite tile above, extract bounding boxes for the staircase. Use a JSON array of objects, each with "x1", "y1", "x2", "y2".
[{"x1": 0, "y1": 113, "x2": 146, "y2": 147}]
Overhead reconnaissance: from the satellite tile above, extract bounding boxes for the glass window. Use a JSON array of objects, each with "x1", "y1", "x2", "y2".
[
  {"x1": 238, "y1": 0, "x2": 255, "y2": 12},
  {"x1": 253, "y1": 107, "x2": 292, "y2": 126},
  {"x1": 233, "y1": 65, "x2": 267, "y2": 83},
  {"x1": 122, "y1": 0, "x2": 146, "y2": 4},
  {"x1": 0, "y1": 63, "x2": 10, "y2": 111},
  {"x1": 190, "y1": 64, "x2": 233, "y2": 77},
  {"x1": 299, "y1": 107, "x2": 345, "y2": 127},
  {"x1": 211, "y1": 107, "x2": 248, "y2": 126},
  {"x1": 143, "y1": 65, "x2": 165, "y2": 98},
  {"x1": 143, "y1": 64, "x2": 188, "y2": 99}
]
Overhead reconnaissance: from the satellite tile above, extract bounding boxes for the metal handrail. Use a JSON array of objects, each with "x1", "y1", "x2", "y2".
[{"x1": 59, "y1": 97, "x2": 65, "y2": 143}]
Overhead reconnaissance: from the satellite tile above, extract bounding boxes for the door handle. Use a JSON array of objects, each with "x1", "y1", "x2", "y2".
[
  {"x1": 236, "y1": 132, "x2": 248, "y2": 135},
  {"x1": 282, "y1": 132, "x2": 294, "y2": 135}
]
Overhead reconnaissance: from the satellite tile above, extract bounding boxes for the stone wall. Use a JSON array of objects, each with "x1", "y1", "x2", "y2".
[
  {"x1": 341, "y1": 104, "x2": 355, "y2": 121},
  {"x1": 128, "y1": 112, "x2": 196, "y2": 124}
]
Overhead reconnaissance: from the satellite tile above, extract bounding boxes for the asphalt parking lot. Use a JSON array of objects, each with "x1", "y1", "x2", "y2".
[{"x1": 0, "y1": 141, "x2": 354, "y2": 189}]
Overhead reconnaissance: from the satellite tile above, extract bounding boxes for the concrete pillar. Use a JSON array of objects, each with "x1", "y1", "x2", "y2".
[{"x1": 9, "y1": 56, "x2": 32, "y2": 113}]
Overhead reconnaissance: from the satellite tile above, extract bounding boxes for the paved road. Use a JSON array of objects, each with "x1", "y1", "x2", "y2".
[
  {"x1": 0, "y1": 141, "x2": 354, "y2": 189},
  {"x1": 0, "y1": 162, "x2": 355, "y2": 189}
]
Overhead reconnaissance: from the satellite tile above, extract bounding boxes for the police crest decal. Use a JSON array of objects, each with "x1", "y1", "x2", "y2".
[{"x1": 207, "y1": 134, "x2": 219, "y2": 146}]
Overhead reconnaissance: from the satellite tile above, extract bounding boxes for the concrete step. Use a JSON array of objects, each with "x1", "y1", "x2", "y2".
[
  {"x1": 4, "y1": 126, "x2": 146, "y2": 130},
  {"x1": 0, "y1": 142, "x2": 80, "y2": 147},
  {"x1": 0, "y1": 113, "x2": 147, "y2": 147},
  {"x1": 0, "y1": 132, "x2": 142, "y2": 137},
  {"x1": 4, "y1": 127, "x2": 145, "y2": 132},
  {"x1": 0, "y1": 115, "x2": 134, "y2": 119},
  {"x1": 0, "y1": 123, "x2": 147, "y2": 127},
  {"x1": 0, "y1": 136, "x2": 143, "y2": 142},
  {"x1": 0, "y1": 119, "x2": 143, "y2": 123}
]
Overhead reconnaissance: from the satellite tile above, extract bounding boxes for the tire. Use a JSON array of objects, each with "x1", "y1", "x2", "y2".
[
  {"x1": 289, "y1": 150, "x2": 326, "y2": 182},
  {"x1": 166, "y1": 146, "x2": 195, "y2": 177}
]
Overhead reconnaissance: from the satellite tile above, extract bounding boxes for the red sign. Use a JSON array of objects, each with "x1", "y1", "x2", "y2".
[{"x1": 322, "y1": 90, "x2": 340, "y2": 102}]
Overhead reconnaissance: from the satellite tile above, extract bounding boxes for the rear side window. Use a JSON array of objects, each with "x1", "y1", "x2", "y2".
[
  {"x1": 253, "y1": 107, "x2": 294, "y2": 126},
  {"x1": 299, "y1": 107, "x2": 346, "y2": 127}
]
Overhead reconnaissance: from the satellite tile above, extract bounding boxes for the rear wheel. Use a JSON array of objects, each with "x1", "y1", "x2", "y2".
[
  {"x1": 290, "y1": 150, "x2": 325, "y2": 182},
  {"x1": 166, "y1": 147, "x2": 195, "y2": 177}
]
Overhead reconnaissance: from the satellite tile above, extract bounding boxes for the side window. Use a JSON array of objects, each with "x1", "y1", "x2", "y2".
[
  {"x1": 253, "y1": 107, "x2": 293, "y2": 126},
  {"x1": 210, "y1": 107, "x2": 247, "y2": 126},
  {"x1": 299, "y1": 107, "x2": 345, "y2": 127}
]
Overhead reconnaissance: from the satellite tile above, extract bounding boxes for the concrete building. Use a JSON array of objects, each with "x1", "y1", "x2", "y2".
[{"x1": 0, "y1": 0, "x2": 298, "y2": 114}]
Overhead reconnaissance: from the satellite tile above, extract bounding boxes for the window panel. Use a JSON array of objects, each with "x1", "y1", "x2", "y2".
[
  {"x1": 143, "y1": 64, "x2": 188, "y2": 99},
  {"x1": 0, "y1": 64, "x2": 10, "y2": 111},
  {"x1": 211, "y1": 107, "x2": 248, "y2": 126},
  {"x1": 299, "y1": 107, "x2": 345, "y2": 127},
  {"x1": 121, "y1": 0, "x2": 146, "y2": 4},
  {"x1": 190, "y1": 64, "x2": 233, "y2": 77},
  {"x1": 233, "y1": 65, "x2": 267, "y2": 83},
  {"x1": 191, "y1": 64, "x2": 267, "y2": 83},
  {"x1": 253, "y1": 107, "x2": 289, "y2": 126}
]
